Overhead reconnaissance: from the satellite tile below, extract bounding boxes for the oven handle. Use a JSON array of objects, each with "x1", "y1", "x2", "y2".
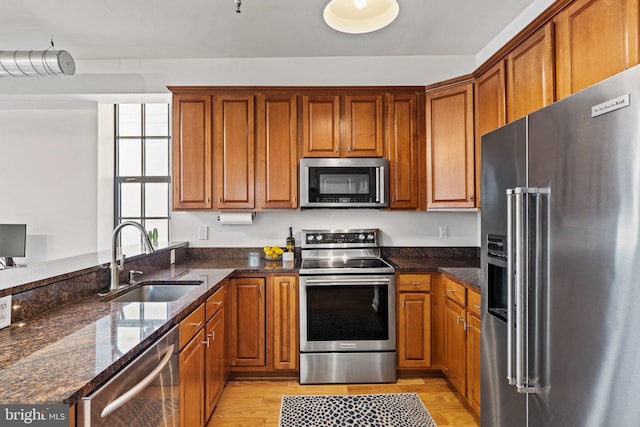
[
  {"x1": 303, "y1": 277, "x2": 391, "y2": 285},
  {"x1": 100, "y1": 343, "x2": 175, "y2": 418}
]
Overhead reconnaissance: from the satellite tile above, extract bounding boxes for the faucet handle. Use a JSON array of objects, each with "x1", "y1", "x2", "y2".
[{"x1": 129, "y1": 270, "x2": 144, "y2": 285}]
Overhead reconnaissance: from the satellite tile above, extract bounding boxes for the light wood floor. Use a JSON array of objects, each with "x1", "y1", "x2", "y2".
[{"x1": 207, "y1": 377, "x2": 480, "y2": 426}]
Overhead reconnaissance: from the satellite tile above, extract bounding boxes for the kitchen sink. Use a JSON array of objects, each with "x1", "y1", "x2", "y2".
[{"x1": 103, "y1": 281, "x2": 202, "y2": 303}]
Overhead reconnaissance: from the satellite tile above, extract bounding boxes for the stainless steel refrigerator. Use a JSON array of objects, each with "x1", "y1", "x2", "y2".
[{"x1": 481, "y1": 65, "x2": 640, "y2": 427}]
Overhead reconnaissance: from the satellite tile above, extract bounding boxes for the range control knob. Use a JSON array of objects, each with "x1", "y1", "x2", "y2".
[
  {"x1": 367, "y1": 234, "x2": 375, "y2": 241},
  {"x1": 316, "y1": 235, "x2": 323, "y2": 241},
  {"x1": 358, "y1": 234, "x2": 366, "y2": 240},
  {"x1": 307, "y1": 235, "x2": 314, "y2": 242}
]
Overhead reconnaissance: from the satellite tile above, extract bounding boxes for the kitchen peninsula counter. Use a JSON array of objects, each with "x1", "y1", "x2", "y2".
[{"x1": 0, "y1": 248, "x2": 476, "y2": 406}]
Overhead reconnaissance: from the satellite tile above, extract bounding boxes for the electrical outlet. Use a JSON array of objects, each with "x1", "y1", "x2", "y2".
[
  {"x1": 439, "y1": 226, "x2": 449, "y2": 238},
  {"x1": 170, "y1": 249, "x2": 176, "y2": 265},
  {"x1": 0, "y1": 295, "x2": 11, "y2": 330},
  {"x1": 198, "y1": 225, "x2": 208, "y2": 240}
]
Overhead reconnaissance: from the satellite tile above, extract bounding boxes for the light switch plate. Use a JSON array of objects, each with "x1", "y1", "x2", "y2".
[
  {"x1": 199, "y1": 225, "x2": 208, "y2": 240},
  {"x1": 0, "y1": 295, "x2": 11, "y2": 330}
]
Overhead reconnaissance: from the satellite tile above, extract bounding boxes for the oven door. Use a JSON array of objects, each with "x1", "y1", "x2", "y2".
[{"x1": 299, "y1": 274, "x2": 396, "y2": 352}]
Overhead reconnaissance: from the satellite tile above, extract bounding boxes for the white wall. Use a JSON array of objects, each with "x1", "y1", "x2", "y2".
[
  {"x1": 173, "y1": 210, "x2": 478, "y2": 249},
  {"x1": 0, "y1": 100, "x2": 98, "y2": 264}
]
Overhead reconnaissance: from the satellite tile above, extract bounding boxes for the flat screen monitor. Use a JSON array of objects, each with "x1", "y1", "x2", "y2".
[{"x1": 0, "y1": 224, "x2": 26, "y2": 266}]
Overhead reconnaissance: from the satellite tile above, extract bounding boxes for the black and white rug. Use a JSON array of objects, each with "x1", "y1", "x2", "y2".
[{"x1": 279, "y1": 393, "x2": 438, "y2": 427}]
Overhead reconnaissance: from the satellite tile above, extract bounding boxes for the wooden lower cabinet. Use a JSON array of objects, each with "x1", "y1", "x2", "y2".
[
  {"x1": 230, "y1": 277, "x2": 266, "y2": 367},
  {"x1": 229, "y1": 274, "x2": 298, "y2": 375},
  {"x1": 397, "y1": 273, "x2": 432, "y2": 369},
  {"x1": 444, "y1": 297, "x2": 467, "y2": 394},
  {"x1": 467, "y1": 312, "x2": 481, "y2": 414},
  {"x1": 180, "y1": 311, "x2": 206, "y2": 427},
  {"x1": 179, "y1": 285, "x2": 229, "y2": 427},
  {"x1": 272, "y1": 275, "x2": 298, "y2": 371},
  {"x1": 205, "y1": 307, "x2": 226, "y2": 417}
]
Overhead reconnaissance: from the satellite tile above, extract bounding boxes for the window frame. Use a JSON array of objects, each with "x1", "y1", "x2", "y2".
[{"x1": 114, "y1": 104, "x2": 172, "y2": 243}]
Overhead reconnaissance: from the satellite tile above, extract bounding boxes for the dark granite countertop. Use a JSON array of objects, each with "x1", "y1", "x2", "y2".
[
  {"x1": 0, "y1": 254, "x2": 478, "y2": 406},
  {"x1": 386, "y1": 257, "x2": 481, "y2": 292},
  {"x1": 438, "y1": 267, "x2": 481, "y2": 292}
]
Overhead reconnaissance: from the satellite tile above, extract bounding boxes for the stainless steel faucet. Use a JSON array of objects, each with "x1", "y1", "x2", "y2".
[{"x1": 109, "y1": 222, "x2": 155, "y2": 291}]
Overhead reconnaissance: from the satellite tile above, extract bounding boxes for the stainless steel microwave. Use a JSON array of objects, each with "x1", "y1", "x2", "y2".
[{"x1": 299, "y1": 158, "x2": 389, "y2": 208}]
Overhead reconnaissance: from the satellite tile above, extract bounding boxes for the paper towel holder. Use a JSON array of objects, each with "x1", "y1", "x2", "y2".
[{"x1": 217, "y1": 212, "x2": 255, "y2": 225}]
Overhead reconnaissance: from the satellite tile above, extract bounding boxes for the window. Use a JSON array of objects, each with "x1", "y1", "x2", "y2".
[{"x1": 115, "y1": 104, "x2": 171, "y2": 246}]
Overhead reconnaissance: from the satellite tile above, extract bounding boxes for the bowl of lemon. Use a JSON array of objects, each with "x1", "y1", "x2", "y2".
[{"x1": 263, "y1": 245, "x2": 284, "y2": 260}]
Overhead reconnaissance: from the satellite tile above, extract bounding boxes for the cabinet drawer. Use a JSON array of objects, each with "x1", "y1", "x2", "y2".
[
  {"x1": 179, "y1": 304, "x2": 205, "y2": 349},
  {"x1": 444, "y1": 278, "x2": 466, "y2": 306},
  {"x1": 206, "y1": 286, "x2": 225, "y2": 320},
  {"x1": 397, "y1": 273, "x2": 431, "y2": 292},
  {"x1": 467, "y1": 289, "x2": 481, "y2": 317}
]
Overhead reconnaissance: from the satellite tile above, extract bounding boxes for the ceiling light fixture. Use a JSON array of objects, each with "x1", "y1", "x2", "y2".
[
  {"x1": 323, "y1": 0, "x2": 400, "y2": 34},
  {"x1": 0, "y1": 40, "x2": 75, "y2": 77}
]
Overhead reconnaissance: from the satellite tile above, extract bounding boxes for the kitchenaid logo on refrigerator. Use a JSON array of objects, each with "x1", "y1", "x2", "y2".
[
  {"x1": 1, "y1": 405, "x2": 66, "y2": 426},
  {"x1": 591, "y1": 93, "x2": 630, "y2": 117}
]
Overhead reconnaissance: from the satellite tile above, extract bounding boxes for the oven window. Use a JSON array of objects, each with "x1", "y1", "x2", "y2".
[{"x1": 306, "y1": 285, "x2": 389, "y2": 341}]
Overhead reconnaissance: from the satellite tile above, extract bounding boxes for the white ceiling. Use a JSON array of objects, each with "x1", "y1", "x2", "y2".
[{"x1": 1, "y1": 0, "x2": 536, "y2": 61}]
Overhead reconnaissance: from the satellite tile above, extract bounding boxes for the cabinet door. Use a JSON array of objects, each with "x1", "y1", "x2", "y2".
[
  {"x1": 555, "y1": 0, "x2": 639, "y2": 99},
  {"x1": 172, "y1": 94, "x2": 212, "y2": 209},
  {"x1": 467, "y1": 313, "x2": 481, "y2": 415},
  {"x1": 230, "y1": 277, "x2": 265, "y2": 367},
  {"x1": 344, "y1": 94, "x2": 384, "y2": 157},
  {"x1": 444, "y1": 298, "x2": 467, "y2": 395},
  {"x1": 301, "y1": 95, "x2": 341, "y2": 157},
  {"x1": 474, "y1": 61, "x2": 506, "y2": 207},
  {"x1": 387, "y1": 93, "x2": 422, "y2": 209},
  {"x1": 426, "y1": 82, "x2": 475, "y2": 208},
  {"x1": 506, "y1": 23, "x2": 555, "y2": 122},
  {"x1": 398, "y1": 292, "x2": 431, "y2": 368},
  {"x1": 271, "y1": 275, "x2": 298, "y2": 370},
  {"x1": 180, "y1": 329, "x2": 206, "y2": 427},
  {"x1": 256, "y1": 94, "x2": 298, "y2": 209},
  {"x1": 205, "y1": 308, "x2": 225, "y2": 418},
  {"x1": 213, "y1": 94, "x2": 255, "y2": 209}
]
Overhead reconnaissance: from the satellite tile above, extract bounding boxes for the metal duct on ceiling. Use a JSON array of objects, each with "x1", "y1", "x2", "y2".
[{"x1": 0, "y1": 50, "x2": 76, "y2": 77}]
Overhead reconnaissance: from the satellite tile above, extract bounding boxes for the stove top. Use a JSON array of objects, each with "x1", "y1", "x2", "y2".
[
  {"x1": 299, "y1": 228, "x2": 394, "y2": 275},
  {"x1": 299, "y1": 257, "x2": 395, "y2": 275}
]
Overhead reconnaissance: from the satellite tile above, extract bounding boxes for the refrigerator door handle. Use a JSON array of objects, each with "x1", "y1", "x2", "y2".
[
  {"x1": 514, "y1": 187, "x2": 539, "y2": 394},
  {"x1": 506, "y1": 189, "x2": 516, "y2": 386}
]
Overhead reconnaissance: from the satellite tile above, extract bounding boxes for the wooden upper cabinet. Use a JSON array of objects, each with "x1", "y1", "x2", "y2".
[
  {"x1": 172, "y1": 94, "x2": 212, "y2": 209},
  {"x1": 301, "y1": 94, "x2": 341, "y2": 157},
  {"x1": 474, "y1": 61, "x2": 506, "y2": 208},
  {"x1": 343, "y1": 94, "x2": 384, "y2": 157},
  {"x1": 301, "y1": 93, "x2": 384, "y2": 158},
  {"x1": 555, "y1": 0, "x2": 640, "y2": 99},
  {"x1": 426, "y1": 82, "x2": 476, "y2": 209},
  {"x1": 213, "y1": 94, "x2": 255, "y2": 210},
  {"x1": 256, "y1": 94, "x2": 298, "y2": 209},
  {"x1": 387, "y1": 93, "x2": 423, "y2": 209},
  {"x1": 507, "y1": 22, "x2": 556, "y2": 121}
]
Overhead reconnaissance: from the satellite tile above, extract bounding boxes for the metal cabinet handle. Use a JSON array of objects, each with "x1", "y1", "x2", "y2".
[
  {"x1": 208, "y1": 331, "x2": 215, "y2": 341},
  {"x1": 446, "y1": 289, "x2": 455, "y2": 293},
  {"x1": 211, "y1": 301, "x2": 222, "y2": 306},
  {"x1": 101, "y1": 344, "x2": 174, "y2": 418},
  {"x1": 188, "y1": 321, "x2": 202, "y2": 327},
  {"x1": 410, "y1": 281, "x2": 421, "y2": 285},
  {"x1": 473, "y1": 304, "x2": 481, "y2": 309},
  {"x1": 203, "y1": 338, "x2": 210, "y2": 348}
]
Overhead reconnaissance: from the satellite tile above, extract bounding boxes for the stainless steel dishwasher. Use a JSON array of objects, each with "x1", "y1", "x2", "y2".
[{"x1": 78, "y1": 326, "x2": 179, "y2": 426}]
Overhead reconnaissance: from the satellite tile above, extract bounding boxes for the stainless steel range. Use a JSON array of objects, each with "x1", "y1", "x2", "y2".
[{"x1": 298, "y1": 228, "x2": 396, "y2": 384}]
